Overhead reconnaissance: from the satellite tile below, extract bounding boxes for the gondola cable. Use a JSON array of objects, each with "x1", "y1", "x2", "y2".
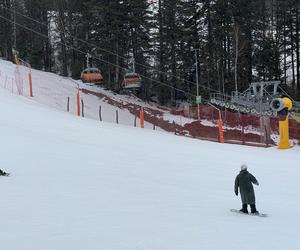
[
  {"x1": 0, "y1": 13, "x2": 200, "y2": 98},
  {"x1": 0, "y1": 5, "x2": 219, "y2": 93}
]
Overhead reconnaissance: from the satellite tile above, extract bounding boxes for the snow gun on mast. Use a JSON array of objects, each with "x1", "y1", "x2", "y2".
[{"x1": 270, "y1": 97, "x2": 293, "y2": 149}]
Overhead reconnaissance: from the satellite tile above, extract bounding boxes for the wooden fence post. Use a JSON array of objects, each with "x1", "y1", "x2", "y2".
[
  {"x1": 241, "y1": 116, "x2": 245, "y2": 145},
  {"x1": 76, "y1": 90, "x2": 81, "y2": 116},
  {"x1": 81, "y1": 99, "x2": 84, "y2": 117},
  {"x1": 134, "y1": 115, "x2": 137, "y2": 127},
  {"x1": 67, "y1": 97, "x2": 70, "y2": 112},
  {"x1": 173, "y1": 121, "x2": 176, "y2": 134},
  {"x1": 99, "y1": 105, "x2": 102, "y2": 121},
  {"x1": 116, "y1": 110, "x2": 119, "y2": 124}
]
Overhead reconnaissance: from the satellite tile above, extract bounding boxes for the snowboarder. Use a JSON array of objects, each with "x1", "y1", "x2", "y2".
[
  {"x1": 0, "y1": 169, "x2": 9, "y2": 176},
  {"x1": 234, "y1": 164, "x2": 259, "y2": 214}
]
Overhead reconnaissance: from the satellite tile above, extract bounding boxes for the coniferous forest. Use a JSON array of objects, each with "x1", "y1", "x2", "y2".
[{"x1": 0, "y1": 0, "x2": 299, "y2": 105}]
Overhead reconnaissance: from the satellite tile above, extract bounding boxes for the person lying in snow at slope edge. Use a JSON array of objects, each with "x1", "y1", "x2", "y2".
[
  {"x1": 0, "y1": 169, "x2": 9, "y2": 176},
  {"x1": 234, "y1": 164, "x2": 259, "y2": 214}
]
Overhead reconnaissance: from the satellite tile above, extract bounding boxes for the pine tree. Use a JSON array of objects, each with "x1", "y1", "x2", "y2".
[
  {"x1": 20, "y1": 0, "x2": 52, "y2": 70},
  {"x1": 0, "y1": 0, "x2": 13, "y2": 60}
]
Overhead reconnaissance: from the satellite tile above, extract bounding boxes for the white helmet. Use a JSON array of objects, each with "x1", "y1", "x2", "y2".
[{"x1": 241, "y1": 164, "x2": 247, "y2": 171}]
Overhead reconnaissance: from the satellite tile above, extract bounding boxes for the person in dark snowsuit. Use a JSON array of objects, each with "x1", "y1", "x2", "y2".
[
  {"x1": 0, "y1": 169, "x2": 9, "y2": 176},
  {"x1": 234, "y1": 164, "x2": 259, "y2": 214}
]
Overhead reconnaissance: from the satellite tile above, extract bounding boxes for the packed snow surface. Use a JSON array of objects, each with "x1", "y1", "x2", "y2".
[{"x1": 0, "y1": 75, "x2": 300, "y2": 250}]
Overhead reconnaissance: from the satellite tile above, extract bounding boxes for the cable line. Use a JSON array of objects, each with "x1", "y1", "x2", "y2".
[
  {"x1": 0, "y1": 5, "x2": 219, "y2": 93},
  {"x1": 0, "y1": 13, "x2": 197, "y2": 97}
]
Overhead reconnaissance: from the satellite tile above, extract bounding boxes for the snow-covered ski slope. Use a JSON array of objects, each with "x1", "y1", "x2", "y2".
[
  {"x1": 3, "y1": 58, "x2": 277, "y2": 145},
  {"x1": 0, "y1": 58, "x2": 190, "y2": 131},
  {"x1": 0, "y1": 79, "x2": 300, "y2": 250}
]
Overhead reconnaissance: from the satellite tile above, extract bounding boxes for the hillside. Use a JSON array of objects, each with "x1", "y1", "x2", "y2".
[
  {"x1": 3, "y1": 58, "x2": 295, "y2": 147},
  {"x1": 0, "y1": 72, "x2": 299, "y2": 249}
]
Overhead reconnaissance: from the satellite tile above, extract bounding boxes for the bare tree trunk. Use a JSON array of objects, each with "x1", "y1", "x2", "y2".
[
  {"x1": 283, "y1": 7, "x2": 287, "y2": 85},
  {"x1": 58, "y1": 10, "x2": 68, "y2": 76},
  {"x1": 115, "y1": 40, "x2": 119, "y2": 90},
  {"x1": 170, "y1": 26, "x2": 176, "y2": 105},
  {"x1": 234, "y1": 24, "x2": 239, "y2": 92},
  {"x1": 290, "y1": 7, "x2": 296, "y2": 90},
  {"x1": 42, "y1": 9, "x2": 51, "y2": 71},
  {"x1": 207, "y1": 0, "x2": 212, "y2": 91},
  {"x1": 295, "y1": 3, "x2": 300, "y2": 93},
  {"x1": 226, "y1": 33, "x2": 231, "y2": 86},
  {"x1": 0, "y1": 0, "x2": 13, "y2": 60},
  {"x1": 158, "y1": 0, "x2": 167, "y2": 105}
]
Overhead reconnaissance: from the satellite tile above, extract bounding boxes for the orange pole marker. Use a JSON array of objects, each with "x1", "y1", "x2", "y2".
[
  {"x1": 28, "y1": 71, "x2": 33, "y2": 97},
  {"x1": 218, "y1": 119, "x2": 224, "y2": 143},
  {"x1": 76, "y1": 90, "x2": 81, "y2": 116},
  {"x1": 140, "y1": 109, "x2": 145, "y2": 128}
]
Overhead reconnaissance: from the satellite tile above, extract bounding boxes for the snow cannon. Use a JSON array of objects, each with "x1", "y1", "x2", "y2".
[
  {"x1": 270, "y1": 97, "x2": 293, "y2": 117},
  {"x1": 270, "y1": 97, "x2": 293, "y2": 149}
]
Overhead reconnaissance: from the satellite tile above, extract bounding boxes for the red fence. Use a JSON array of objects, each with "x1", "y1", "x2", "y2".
[{"x1": 171, "y1": 105, "x2": 300, "y2": 147}]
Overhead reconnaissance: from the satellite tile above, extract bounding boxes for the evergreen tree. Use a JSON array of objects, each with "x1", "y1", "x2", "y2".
[
  {"x1": 0, "y1": 0, "x2": 13, "y2": 60},
  {"x1": 0, "y1": 0, "x2": 299, "y2": 102}
]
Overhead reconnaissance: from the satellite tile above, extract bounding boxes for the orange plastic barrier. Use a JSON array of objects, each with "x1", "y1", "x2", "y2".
[
  {"x1": 140, "y1": 109, "x2": 144, "y2": 128},
  {"x1": 218, "y1": 119, "x2": 224, "y2": 143},
  {"x1": 28, "y1": 71, "x2": 33, "y2": 97}
]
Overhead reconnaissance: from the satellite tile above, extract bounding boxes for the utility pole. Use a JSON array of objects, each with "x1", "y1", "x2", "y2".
[
  {"x1": 234, "y1": 24, "x2": 239, "y2": 93},
  {"x1": 194, "y1": 49, "x2": 200, "y2": 120}
]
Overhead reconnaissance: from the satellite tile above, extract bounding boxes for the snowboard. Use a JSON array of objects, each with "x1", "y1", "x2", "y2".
[
  {"x1": 230, "y1": 209, "x2": 268, "y2": 217},
  {"x1": 0, "y1": 172, "x2": 10, "y2": 177}
]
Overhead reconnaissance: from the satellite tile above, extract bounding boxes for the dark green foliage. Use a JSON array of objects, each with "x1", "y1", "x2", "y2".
[
  {"x1": 0, "y1": 0, "x2": 13, "y2": 60},
  {"x1": 253, "y1": 37, "x2": 281, "y2": 81},
  {"x1": 0, "y1": 0, "x2": 299, "y2": 103}
]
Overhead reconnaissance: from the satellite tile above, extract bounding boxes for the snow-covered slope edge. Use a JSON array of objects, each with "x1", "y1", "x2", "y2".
[{"x1": 0, "y1": 58, "x2": 159, "y2": 129}]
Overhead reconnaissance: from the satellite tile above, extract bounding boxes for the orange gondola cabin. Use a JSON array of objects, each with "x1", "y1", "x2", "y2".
[
  {"x1": 80, "y1": 68, "x2": 104, "y2": 85},
  {"x1": 122, "y1": 72, "x2": 142, "y2": 89}
]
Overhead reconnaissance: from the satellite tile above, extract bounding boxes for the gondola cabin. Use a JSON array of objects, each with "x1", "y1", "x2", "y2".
[
  {"x1": 80, "y1": 68, "x2": 104, "y2": 84},
  {"x1": 122, "y1": 72, "x2": 142, "y2": 89}
]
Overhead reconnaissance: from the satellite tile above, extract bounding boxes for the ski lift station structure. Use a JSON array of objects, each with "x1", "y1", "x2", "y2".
[{"x1": 210, "y1": 81, "x2": 300, "y2": 116}]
